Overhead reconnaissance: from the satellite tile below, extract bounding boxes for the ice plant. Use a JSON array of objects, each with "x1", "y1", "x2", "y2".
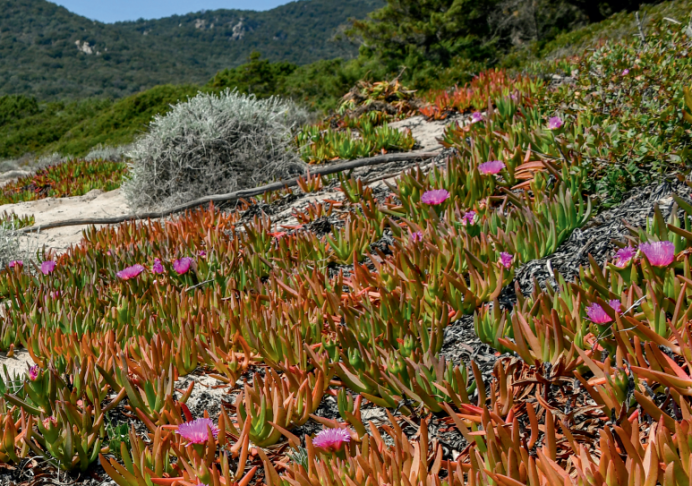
[
  {"x1": 639, "y1": 241, "x2": 675, "y2": 267},
  {"x1": 177, "y1": 418, "x2": 219, "y2": 444},
  {"x1": 312, "y1": 428, "x2": 351, "y2": 452},
  {"x1": 470, "y1": 112, "x2": 483, "y2": 123},
  {"x1": 499, "y1": 252, "x2": 513, "y2": 269},
  {"x1": 547, "y1": 116, "x2": 563, "y2": 130},
  {"x1": 152, "y1": 258, "x2": 164, "y2": 274},
  {"x1": 586, "y1": 303, "x2": 612, "y2": 324},
  {"x1": 116, "y1": 264, "x2": 145, "y2": 280},
  {"x1": 478, "y1": 161, "x2": 505, "y2": 175},
  {"x1": 410, "y1": 231, "x2": 423, "y2": 242},
  {"x1": 28, "y1": 365, "x2": 39, "y2": 381},
  {"x1": 40, "y1": 260, "x2": 56, "y2": 275},
  {"x1": 173, "y1": 257, "x2": 194, "y2": 275},
  {"x1": 614, "y1": 246, "x2": 636, "y2": 267},
  {"x1": 461, "y1": 211, "x2": 476, "y2": 225},
  {"x1": 421, "y1": 189, "x2": 450, "y2": 205},
  {"x1": 8, "y1": 260, "x2": 22, "y2": 268}
]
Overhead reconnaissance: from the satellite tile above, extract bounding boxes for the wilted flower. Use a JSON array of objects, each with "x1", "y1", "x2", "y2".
[
  {"x1": 116, "y1": 264, "x2": 145, "y2": 280},
  {"x1": 312, "y1": 428, "x2": 351, "y2": 452},
  {"x1": 152, "y1": 258, "x2": 164, "y2": 274},
  {"x1": 8, "y1": 260, "x2": 22, "y2": 268},
  {"x1": 410, "y1": 231, "x2": 423, "y2": 242},
  {"x1": 614, "y1": 246, "x2": 636, "y2": 268},
  {"x1": 28, "y1": 365, "x2": 39, "y2": 381},
  {"x1": 173, "y1": 257, "x2": 194, "y2": 275},
  {"x1": 478, "y1": 160, "x2": 505, "y2": 175},
  {"x1": 470, "y1": 112, "x2": 483, "y2": 123},
  {"x1": 639, "y1": 241, "x2": 675, "y2": 267},
  {"x1": 622, "y1": 69, "x2": 630, "y2": 75},
  {"x1": 177, "y1": 418, "x2": 219, "y2": 444},
  {"x1": 461, "y1": 211, "x2": 476, "y2": 225},
  {"x1": 586, "y1": 303, "x2": 612, "y2": 324},
  {"x1": 499, "y1": 252, "x2": 513, "y2": 269},
  {"x1": 547, "y1": 117, "x2": 564, "y2": 130},
  {"x1": 421, "y1": 189, "x2": 450, "y2": 205}
]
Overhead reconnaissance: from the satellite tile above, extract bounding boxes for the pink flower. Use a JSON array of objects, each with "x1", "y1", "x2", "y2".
[
  {"x1": 639, "y1": 241, "x2": 675, "y2": 267},
  {"x1": 152, "y1": 258, "x2": 164, "y2": 274},
  {"x1": 547, "y1": 117, "x2": 563, "y2": 130},
  {"x1": 177, "y1": 418, "x2": 219, "y2": 444},
  {"x1": 40, "y1": 260, "x2": 56, "y2": 275},
  {"x1": 28, "y1": 365, "x2": 39, "y2": 381},
  {"x1": 312, "y1": 428, "x2": 351, "y2": 452},
  {"x1": 116, "y1": 264, "x2": 145, "y2": 280},
  {"x1": 410, "y1": 231, "x2": 423, "y2": 242},
  {"x1": 198, "y1": 250, "x2": 207, "y2": 257},
  {"x1": 478, "y1": 161, "x2": 505, "y2": 175},
  {"x1": 586, "y1": 303, "x2": 612, "y2": 324},
  {"x1": 622, "y1": 69, "x2": 630, "y2": 76},
  {"x1": 42, "y1": 416, "x2": 58, "y2": 429},
  {"x1": 51, "y1": 290, "x2": 61, "y2": 299},
  {"x1": 173, "y1": 257, "x2": 194, "y2": 275},
  {"x1": 608, "y1": 300, "x2": 622, "y2": 313},
  {"x1": 499, "y1": 252, "x2": 513, "y2": 269},
  {"x1": 461, "y1": 211, "x2": 476, "y2": 225},
  {"x1": 470, "y1": 112, "x2": 483, "y2": 123},
  {"x1": 8, "y1": 260, "x2": 22, "y2": 268},
  {"x1": 614, "y1": 246, "x2": 636, "y2": 268},
  {"x1": 421, "y1": 189, "x2": 450, "y2": 206}
]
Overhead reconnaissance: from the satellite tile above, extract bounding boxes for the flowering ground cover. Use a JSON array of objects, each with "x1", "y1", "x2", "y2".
[
  {"x1": 1, "y1": 14, "x2": 692, "y2": 486},
  {"x1": 0, "y1": 158, "x2": 127, "y2": 205}
]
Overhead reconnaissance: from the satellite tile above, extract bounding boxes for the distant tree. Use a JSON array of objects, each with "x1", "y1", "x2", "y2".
[
  {"x1": 562, "y1": 0, "x2": 662, "y2": 22},
  {"x1": 207, "y1": 52, "x2": 298, "y2": 99},
  {"x1": 348, "y1": 0, "x2": 500, "y2": 78}
]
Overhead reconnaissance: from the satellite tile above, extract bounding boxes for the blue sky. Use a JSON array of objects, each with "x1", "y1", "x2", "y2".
[{"x1": 50, "y1": 1, "x2": 292, "y2": 23}]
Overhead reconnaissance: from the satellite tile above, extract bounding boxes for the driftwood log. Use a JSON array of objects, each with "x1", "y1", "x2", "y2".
[{"x1": 20, "y1": 151, "x2": 441, "y2": 233}]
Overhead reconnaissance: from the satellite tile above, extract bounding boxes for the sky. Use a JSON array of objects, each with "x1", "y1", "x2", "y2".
[{"x1": 50, "y1": 0, "x2": 292, "y2": 23}]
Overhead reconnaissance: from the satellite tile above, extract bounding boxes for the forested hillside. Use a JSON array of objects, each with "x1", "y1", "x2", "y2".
[{"x1": 0, "y1": 0, "x2": 381, "y2": 100}]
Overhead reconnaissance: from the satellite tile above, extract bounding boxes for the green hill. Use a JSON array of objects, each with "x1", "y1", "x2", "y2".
[{"x1": 0, "y1": 0, "x2": 382, "y2": 100}]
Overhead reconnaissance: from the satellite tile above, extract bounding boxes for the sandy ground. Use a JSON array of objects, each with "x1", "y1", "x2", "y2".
[
  {"x1": 0, "y1": 348, "x2": 34, "y2": 379},
  {"x1": 4, "y1": 188, "x2": 130, "y2": 255},
  {"x1": 389, "y1": 114, "x2": 460, "y2": 152}
]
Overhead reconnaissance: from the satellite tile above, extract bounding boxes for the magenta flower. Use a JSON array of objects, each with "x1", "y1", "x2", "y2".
[
  {"x1": 499, "y1": 252, "x2": 513, "y2": 269},
  {"x1": 177, "y1": 418, "x2": 219, "y2": 444},
  {"x1": 421, "y1": 189, "x2": 450, "y2": 206},
  {"x1": 639, "y1": 241, "x2": 675, "y2": 267},
  {"x1": 470, "y1": 112, "x2": 483, "y2": 123},
  {"x1": 614, "y1": 246, "x2": 636, "y2": 268},
  {"x1": 40, "y1": 260, "x2": 56, "y2": 275},
  {"x1": 51, "y1": 290, "x2": 61, "y2": 299},
  {"x1": 8, "y1": 260, "x2": 22, "y2": 268},
  {"x1": 28, "y1": 365, "x2": 39, "y2": 381},
  {"x1": 198, "y1": 250, "x2": 207, "y2": 257},
  {"x1": 608, "y1": 300, "x2": 622, "y2": 313},
  {"x1": 478, "y1": 161, "x2": 505, "y2": 175},
  {"x1": 622, "y1": 69, "x2": 630, "y2": 76},
  {"x1": 586, "y1": 303, "x2": 612, "y2": 324},
  {"x1": 116, "y1": 264, "x2": 145, "y2": 280},
  {"x1": 152, "y1": 258, "x2": 164, "y2": 274},
  {"x1": 173, "y1": 257, "x2": 194, "y2": 275},
  {"x1": 547, "y1": 117, "x2": 563, "y2": 130},
  {"x1": 410, "y1": 231, "x2": 423, "y2": 242},
  {"x1": 461, "y1": 211, "x2": 476, "y2": 225},
  {"x1": 312, "y1": 428, "x2": 351, "y2": 452}
]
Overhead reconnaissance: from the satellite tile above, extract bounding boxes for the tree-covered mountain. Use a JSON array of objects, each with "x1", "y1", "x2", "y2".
[{"x1": 0, "y1": 0, "x2": 382, "y2": 100}]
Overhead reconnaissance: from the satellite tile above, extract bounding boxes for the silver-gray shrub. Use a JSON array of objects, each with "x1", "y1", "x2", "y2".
[{"x1": 123, "y1": 89, "x2": 310, "y2": 211}]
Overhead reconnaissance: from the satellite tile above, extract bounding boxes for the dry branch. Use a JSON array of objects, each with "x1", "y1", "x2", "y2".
[{"x1": 20, "y1": 151, "x2": 440, "y2": 233}]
